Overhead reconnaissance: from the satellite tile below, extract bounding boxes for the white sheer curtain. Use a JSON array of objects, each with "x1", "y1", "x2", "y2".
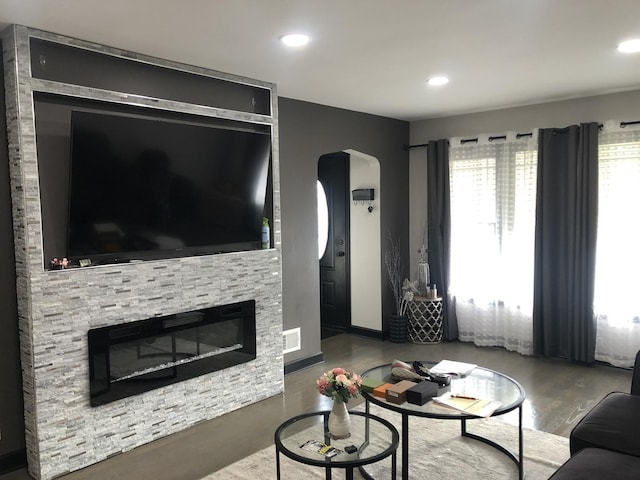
[
  {"x1": 449, "y1": 132, "x2": 538, "y2": 355},
  {"x1": 594, "y1": 124, "x2": 640, "y2": 368}
]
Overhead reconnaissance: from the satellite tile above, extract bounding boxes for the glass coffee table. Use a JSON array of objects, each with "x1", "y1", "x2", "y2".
[
  {"x1": 361, "y1": 362, "x2": 526, "y2": 480},
  {"x1": 274, "y1": 410, "x2": 399, "y2": 479}
]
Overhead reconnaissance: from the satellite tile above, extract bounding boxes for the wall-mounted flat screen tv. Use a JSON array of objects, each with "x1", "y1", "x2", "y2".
[{"x1": 63, "y1": 109, "x2": 271, "y2": 264}]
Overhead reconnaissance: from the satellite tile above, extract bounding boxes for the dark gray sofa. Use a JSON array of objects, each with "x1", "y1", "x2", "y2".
[
  {"x1": 550, "y1": 350, "x2": 640, "y2": 479},
  {"x1": 549, "y1": 447, "x2": 640, "y2": 479}
]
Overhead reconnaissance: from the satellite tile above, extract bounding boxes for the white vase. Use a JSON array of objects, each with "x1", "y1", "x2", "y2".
[
  {"x1": 328, "y1": 399, "x2": 351, "y2": 439},
  {"x1": 418, "y1": 261, "x2": 430, "y2": 296}
]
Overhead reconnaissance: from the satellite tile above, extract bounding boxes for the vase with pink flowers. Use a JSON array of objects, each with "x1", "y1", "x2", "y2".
[{"x1": 316, "y1": 367, "x2": 362, "y2": 439}]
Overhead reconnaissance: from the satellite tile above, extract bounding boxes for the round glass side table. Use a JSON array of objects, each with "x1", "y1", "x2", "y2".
[
  {"x1": 360, "y1": 362, "x2": 526, "y2": 480},
  {"x1": 274, "y1": 410, "x2": 399, "y2": 480}
]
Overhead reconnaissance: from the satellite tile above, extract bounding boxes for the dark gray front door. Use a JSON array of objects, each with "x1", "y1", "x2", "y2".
[{"x1": 318, "y1": 153, "x2": 350, "y2": 338}]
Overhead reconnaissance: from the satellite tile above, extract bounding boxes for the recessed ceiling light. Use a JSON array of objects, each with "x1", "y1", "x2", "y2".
[
  {"x1": 280, "y1": 34, "x2": 310, "y2": 47},
  {"x1": 427, "y1": 76, "x2": 449, "y2": 86},
  {"x1": 617, "y1": 39, "x2": 640, "y2": 53}
]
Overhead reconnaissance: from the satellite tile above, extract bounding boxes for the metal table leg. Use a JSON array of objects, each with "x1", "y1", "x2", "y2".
[
  {"x1": 401, "y1": 413, "x2": 409, "y2": 480},
  {"x1": 461, "y1": 405, "x2": 524, "y2": 480}
]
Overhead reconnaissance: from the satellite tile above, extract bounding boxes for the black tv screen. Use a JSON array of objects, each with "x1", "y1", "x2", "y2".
[{"x1": 66, "y1": 109, "x2": 271, "y2": 263}]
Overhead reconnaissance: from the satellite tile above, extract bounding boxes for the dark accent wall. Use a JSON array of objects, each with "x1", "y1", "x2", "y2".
[
  {"x1": 0, "y1": 41, "x2": 26, "y2": 463},
  {"x1": 278, "y1": 98, "x2": 410, "y2": 365}
]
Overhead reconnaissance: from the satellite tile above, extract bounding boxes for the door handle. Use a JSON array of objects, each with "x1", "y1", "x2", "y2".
[{"x1": 337, "y1": 251, "x2": 345, "y2": 257}]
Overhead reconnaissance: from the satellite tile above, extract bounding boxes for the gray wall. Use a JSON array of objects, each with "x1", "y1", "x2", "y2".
[
  {"x1": 411, "y1": 89, "x2": 640, "y2": 141},
  {"x1": 278, "y1": 98, "x2": 410, "y2": 365},
  {"x1": 0, "y1": 40, "x2": 24, "y2": 461}
]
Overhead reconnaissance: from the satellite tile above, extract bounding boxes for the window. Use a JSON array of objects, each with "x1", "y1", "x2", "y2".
[
  {"x1": 449, "y1": 133, "x2": 538, "y2": 354},
  {"x1": 594, "y1": 127, "x2": 640, "y2": 367},
  {"x1": 317, "y1": 180, "x2": 329, "y2": 259}
]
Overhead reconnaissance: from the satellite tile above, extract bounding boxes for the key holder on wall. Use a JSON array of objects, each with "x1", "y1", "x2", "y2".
[{"x1": 352, "y1": 188, "x2": 375, "y2": 213}]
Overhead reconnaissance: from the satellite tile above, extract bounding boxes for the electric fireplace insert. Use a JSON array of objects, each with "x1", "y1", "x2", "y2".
[{"x1": 88, "y1": 300, "x2": 256, "y2": 406}]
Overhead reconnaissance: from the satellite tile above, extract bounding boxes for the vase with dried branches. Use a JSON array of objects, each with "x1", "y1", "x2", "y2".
[
  {"x1": 385, "y1": 234, "x2": 404, "y2": 316},
  {"x1": 385, "y1": 234, "x2": 415, "y2": 342}
]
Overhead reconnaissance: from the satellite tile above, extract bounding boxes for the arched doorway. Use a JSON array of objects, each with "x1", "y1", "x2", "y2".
[{"x1": 317, "y1": 150, "x2": 381, "y2": 338}]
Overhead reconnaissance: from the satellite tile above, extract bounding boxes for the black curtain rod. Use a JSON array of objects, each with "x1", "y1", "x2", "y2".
[
  {"x1": 404, "y1": 121, "x2": 640, "y2": 149},
  {"x1": 404, "y1": 143, "x2": 428, "y2": 150},
  {"x1": 405, "y1": 132, "x2": 534, "y2": 149},
  {"x1": 459, "y1": 132, "x2": 534, "y2": 144}
]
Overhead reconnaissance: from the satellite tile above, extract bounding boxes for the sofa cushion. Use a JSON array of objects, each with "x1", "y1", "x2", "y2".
[
  {"x1": 550, "y1": 448, "x2": 640, "y2": 480},
  {"x1": 570, "y1": 392, "x2": 640, "y2": 456}
]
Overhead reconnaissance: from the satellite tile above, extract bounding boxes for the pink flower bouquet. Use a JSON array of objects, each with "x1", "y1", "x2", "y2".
[{"x1": 316, "y1": 367, "x2": 362, "y2": 403}]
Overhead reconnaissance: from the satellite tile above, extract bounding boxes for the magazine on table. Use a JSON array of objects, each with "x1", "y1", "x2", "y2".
[{"x1": 431, "y1": 392, "x2": 502, "y2": 417}]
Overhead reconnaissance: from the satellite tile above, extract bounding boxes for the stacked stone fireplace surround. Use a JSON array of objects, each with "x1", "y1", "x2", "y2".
[{"x1": 2, "y1": 25, "x2": 283, "y2": 480}]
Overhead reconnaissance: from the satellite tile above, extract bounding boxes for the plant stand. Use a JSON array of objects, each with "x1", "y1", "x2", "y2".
[{"x1": 407, "y1": 297, "x2": 443, "y2": 344}]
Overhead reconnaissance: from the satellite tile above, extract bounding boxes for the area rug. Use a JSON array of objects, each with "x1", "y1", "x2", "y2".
[{"x1": 206, "y1": 404, "x2": 568, "y2": 479}]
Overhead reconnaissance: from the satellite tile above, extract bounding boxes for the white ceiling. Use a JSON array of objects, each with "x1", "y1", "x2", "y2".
[{"x1": 1, "y1": 0, "x2": 639, "y2": 121}]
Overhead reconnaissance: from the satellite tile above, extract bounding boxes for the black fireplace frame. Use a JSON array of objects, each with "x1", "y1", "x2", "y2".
[{"x1": 88, "y1": 300, "x2": 256, "y2": 406}]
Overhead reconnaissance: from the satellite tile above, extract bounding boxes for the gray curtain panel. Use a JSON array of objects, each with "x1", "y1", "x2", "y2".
[
  {"x1": 427, "y1": 139, "x2": 458, "y2": 341},
  {"x1": 533, "y1": 123, "x2": 599, "y2": 363}
]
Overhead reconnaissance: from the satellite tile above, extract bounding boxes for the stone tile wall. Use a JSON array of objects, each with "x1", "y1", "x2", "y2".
[{"x1": 2, "y1": 25, "x2": 283, "y2": 480}]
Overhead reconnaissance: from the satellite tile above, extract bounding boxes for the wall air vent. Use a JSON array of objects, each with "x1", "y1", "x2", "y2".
[{"x1": 283, "y1": 327, "x2": 301, "y2": 354}]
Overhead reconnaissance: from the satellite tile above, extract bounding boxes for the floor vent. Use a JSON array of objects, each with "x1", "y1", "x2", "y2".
[{"x1": 283, "y1": 327, "x2": 301, "y2": 354}]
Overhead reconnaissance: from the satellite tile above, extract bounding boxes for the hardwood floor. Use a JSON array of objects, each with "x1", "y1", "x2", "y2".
[{"x1": 1, "y1": 334, "x2": 632, "y2": 480}]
